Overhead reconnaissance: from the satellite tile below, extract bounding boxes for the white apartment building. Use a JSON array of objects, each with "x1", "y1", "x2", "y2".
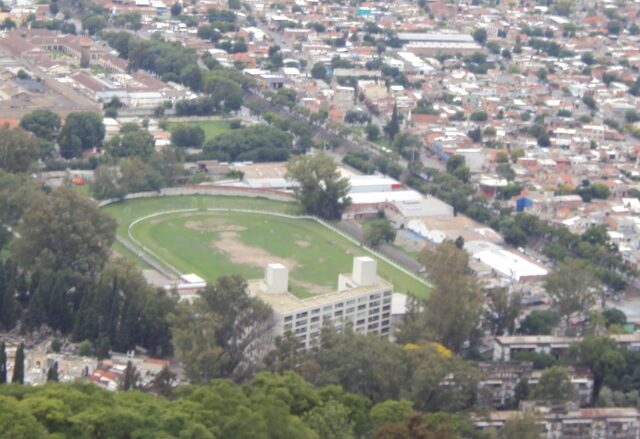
[{"x1": 248, "y1": 257, "x2": 394, "y2": 350}]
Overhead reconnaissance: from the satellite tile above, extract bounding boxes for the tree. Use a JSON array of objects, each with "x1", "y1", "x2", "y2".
[
  {"x1": 582, "y1": 95, "x2": 597, "y2": 111},
  {"x1": 81, "y1": 15, "x2": 107, "y2": 35},
  {"x1": 274, "y1": 88, "x2": 297, "y2": 109},
  {"x1": 518, "y1": 310, "x2": 560, "y2": 335},
  {"x1": 533, "y1": 366, "x2": 574, "y2": 401},
  {"x1": 50, "y1": 338, "x2": 61, "y2": 353},
  {"x1": 603, "y1": 308, "x2": 626, "y2": 328},
  {"x1": 91, "y1": 165, "x2": 125, "y2": 200},
  {"x1": 446, "y1": 155, "x2": 470, "y2": 183},
  {"x1": 498, "y1": 414, "x2": 541, "y2": 439},
  {"x1": 20, "y1": 109, "x2": 61, "y2": 141},
  {"x1": 286, "y1": 152, "x2": 351, "y2": 220},
  {"x1": 469, "y1": 111, "x2": 488, "y2": 122},
  {"x1": 370, "y1": 400, "x2": 413, "y2": 432},
  {"x1": 170, "y1": 2, "x2": 181, "y2": 16},
  {"x1": 263, "y1": 332, "x2": 302, "y2": 375},
  {"x1": 384, "y1": 104, "x2": 400, "y2": 140},
  {"x1": 13, "y1": 187, "x2": 116, "y2": 291},
  {"x1": 546, "y1": 258, "x2": 600, "y2": 323},
  {"x1": 47, "y1": 361, "x2": 59, "y2": 382},
  {"x1": 484, "y1": 288, "x2": 522, "y2": 336},
  {"x1": 303, "y1": 400, "x2": 354, "y2": 439},
  {"x1": 204, "y1": 124, "x2": 291, "y2": 162},
  {"x1": 581, "y1": 52, "x2": 595, "y2": 66},
  {"x1": 311, "y1": 63, "x2": 327, "y2": 80},
  {"x1": 472, "y1": 28, "x2": 487, "y2": 44},
  {"x1": 365, "y1": 124, "x2": 380, "y2": 141},
  {"x1": 150, "y1": 365, "x2": 176, "y2": 398},
  {"x1": 607, "y1": 20, "x2": 622, "y2": 35},
  {"x1": 73, "y1": 259, "x2": 175, "y2": 357},
  {"x1": 171, "y1": 125, "x2": 206, "y2": 148},
  {"x1": 58, "y1": 112, "x2": 105, "y2": 158},
  {"x1": 0, "y1": 125, "x2": 39, "y2": 173},
  {"x1": 267, "y1": 45, "x2": 284, "y2": 70},
  {"x1": 467, "y1": 127, "x2": 482, "y2": 143},
  {"x1": 0, "y1": 342, "x2": 6, "y2": 384},
  {"x1": 364, "y1": 219, "x2": 396, "y2": 247},
  {"x1": 122, "y1": 361, "x2": 140, "y2": 391},
  {"x1": 569, "y1": 336, "x2": 626, "y2": 398},
  {"x1": 400, "y1": 242, "x2": 482, "y2": 352},
  {"x1": 11, "y1": 343, "x2": 24, "y2": 384},
  {"x1": 172, "y1": 275, "x2": 273, "y2": 382},
  {"x1": 105, "y1": 130, "x2": 155, "y2": 159}
]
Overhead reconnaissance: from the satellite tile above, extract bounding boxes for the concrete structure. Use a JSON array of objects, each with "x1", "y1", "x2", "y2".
[
  {"x1": 493, "y1": 334, "x2": 640, "y2": 362},
  {"x1": 478, "y1": 362, "x2": 594, "y2": 409},
  {"x1": 476, "y1": 404, "x2": 640, "y2": 439},
  {"x1": 465, "y1": 240, "x2": 548, "y2": 282},
  {"x1": 263, "y1": 263, "x2": 289, "y2": 294},
  {"x1": 249, "y1": 257, "x2": 394, "y2": 350},
  {"x1": 384, "y1": 197, "x2": 454, "y2": 227}
]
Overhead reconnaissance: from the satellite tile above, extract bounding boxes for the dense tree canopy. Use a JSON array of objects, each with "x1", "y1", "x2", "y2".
[
  {"x1": 104, "y1": 129, "x2": 155, "y2": 159},
  {"x1": 203, "y1": 124, "x2": 292, "y2": 162},
  {"x1": 0, "y1": 125, "x2": 39, "y2": 173},
  {"x1": 20, "y1": 109, "x2": 61, "y2": 141},
  {"x1": 0, "y1": 372, "x2": 491, "y2": 439},
  {"x1": 58, "y1": 112, "x2": 105, "y2": 159},
  {"x1": 14, "y1": 188, "x2": 116, "y2": 286},
  {"x1": 170, "y1": 125, "x2": 206, "y2": 148}
]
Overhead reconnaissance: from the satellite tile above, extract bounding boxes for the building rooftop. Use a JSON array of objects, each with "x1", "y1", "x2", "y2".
[{"x1": 248, "y1": 273, "x2": 392, "y2": 314}]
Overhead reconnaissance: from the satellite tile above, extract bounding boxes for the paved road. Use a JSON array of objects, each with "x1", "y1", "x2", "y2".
[{"x1": 337, "y1": 220, "x2": 424, "y2": 274}]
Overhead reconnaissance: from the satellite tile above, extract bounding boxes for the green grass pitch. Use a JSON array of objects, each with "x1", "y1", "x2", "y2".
[
  {"x1": 167, "y1": 120, "x2": 232, "y2": 141},
  {"x1": 104, "y1": 196, "x2": 430, "y2": 299}
]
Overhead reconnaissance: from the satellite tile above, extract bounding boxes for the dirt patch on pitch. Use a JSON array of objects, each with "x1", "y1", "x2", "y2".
[
  {"x1": 185, "y1": 218, "x2": 246, "y2": 233},
  {"x1": 296, "y1": 240, "x2": 311, "y2": 248},
  {"x1": 212, "y1": 231, "x2": 298, "y2": 269}
]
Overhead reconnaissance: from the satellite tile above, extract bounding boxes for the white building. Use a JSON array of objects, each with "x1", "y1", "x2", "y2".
[{"x1": 249, "y1": 257, "x2": 394, "y2": 350}]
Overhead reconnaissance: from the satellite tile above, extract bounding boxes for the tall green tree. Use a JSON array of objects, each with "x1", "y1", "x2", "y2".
[
  {"x1": 569, "y1": 336, "x2": 626, "y2": 398},
  {"x1": 384, "y1": 103, "x2": 400, "y2": 140},
  {"x1": 286, "y1": 152, "x2": 351, "y2": 219},
  {"x1": 73, "y1": 259, "x2": 175, "y2": 356},
  {"x1": 11, "y1": 343, "x2": 24, "y2": 384},
  {"x1": 171, "y1": 275, "x2": 273, "y2": 383},
  {"x1": 122, "y1": 361, "x2": 139, "y2": 391},
  {"x1": 546, "y1": 258, "x2": 599, "y2": 324},
  {"x1": 0, "y1": 125, "x2": 39, "y2": 173},
  {"x1": 0, "y1": 342, "x2": 6, "y2": 384},
  {"x1": 47, "y1": 361, "x2": 59, "y2": 382},
  {"x1": 399, "y1": 242, "x2": 483, "y2": 352},
  {"x1": 14, "y1": 188, "x2": 116, "y2": 289},
  {"x1": 484, "y1": 288, "x2": 522, "y2": 336},
  {"x1": 58, "y1": 112, "x2": 105, "y2": 158},
  {"x1": 0, "y1": 260, "x2": 20, "y2": 330}
]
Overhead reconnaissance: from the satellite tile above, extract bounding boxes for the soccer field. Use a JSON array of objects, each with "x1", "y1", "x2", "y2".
[
  {"x1": 104, "y1": 196, "x2": 430, "y2": 299},
  {"x1": 167, "y1": 120, "x2": 232, "y2": 141}
]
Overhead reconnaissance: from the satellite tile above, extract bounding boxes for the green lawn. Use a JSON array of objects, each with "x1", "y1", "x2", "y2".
[
  {"x1": 167, "y1": 120, "x2": 232, "y2": 141},
  {"x1": 103, "y1": 196, "x2": 430, "y2": 299}
]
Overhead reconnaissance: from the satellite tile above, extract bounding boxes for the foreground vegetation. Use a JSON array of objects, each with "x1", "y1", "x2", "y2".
[{"x1": 0, "y1": 373, "x2": 486, "y2": 439}]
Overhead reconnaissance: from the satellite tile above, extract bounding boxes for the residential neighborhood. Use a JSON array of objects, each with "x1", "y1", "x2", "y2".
[{"x1": 2, "y1": 0, "x2": 640, "y2": 437}]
